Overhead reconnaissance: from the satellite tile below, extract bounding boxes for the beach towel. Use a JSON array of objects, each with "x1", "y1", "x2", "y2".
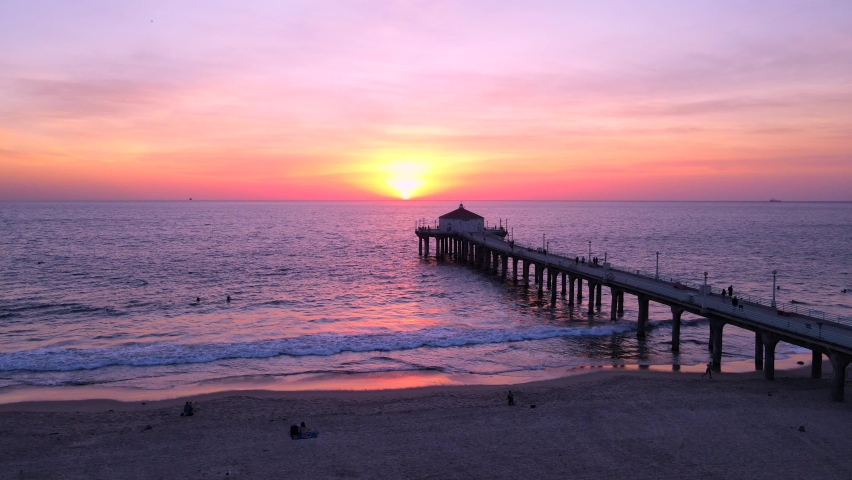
[{"x1": 291, "y1": 431, "x2": 319, "y2": 440}]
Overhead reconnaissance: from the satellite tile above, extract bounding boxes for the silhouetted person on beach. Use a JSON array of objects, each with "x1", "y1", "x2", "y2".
[
  {"x1": 728, "y1": 286, "x2": 733, "y2": 297},
  {"x1": 507, "y1": 391, "x2": 515, "y2": 406},
  {"x1": 181, "y1": 401, "x2": 194, "y2": 416},
  {"x1": 299, "y1": 422, "x2": 307, "y2": 435},
  {"x1": 702, "y1": 363, "x2": 713, "y2": 379}
]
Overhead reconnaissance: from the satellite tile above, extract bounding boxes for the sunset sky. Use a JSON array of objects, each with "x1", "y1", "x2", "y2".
[{"x1": 1, "y1": 1, "x2": 851, "y2": 200}]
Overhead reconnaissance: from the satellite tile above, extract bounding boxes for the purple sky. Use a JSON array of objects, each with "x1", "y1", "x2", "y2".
[{"x1": 1, "y1": 1, "x2": 851, "y2": 200}]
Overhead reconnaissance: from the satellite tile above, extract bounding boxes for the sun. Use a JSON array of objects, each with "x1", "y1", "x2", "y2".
[{"x1": 385, "y1": 163, "x2": 428, "y2": 200}]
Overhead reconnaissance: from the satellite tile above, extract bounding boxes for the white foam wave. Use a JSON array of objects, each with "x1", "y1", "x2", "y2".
[{"x1": 0, "y1": 323, "x2": 635, "y2": 372}]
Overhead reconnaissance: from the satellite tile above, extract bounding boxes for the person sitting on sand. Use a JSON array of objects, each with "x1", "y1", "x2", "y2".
[
  {"x1": 181, "y1": 401, "x2": 194, "y2": 416},
  {"x1": 299, "y1": 422, "x2": 307, "y2": 435}
]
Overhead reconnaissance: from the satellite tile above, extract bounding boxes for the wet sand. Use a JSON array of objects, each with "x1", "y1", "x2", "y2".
[{"x1": 1, "y1": 366, "x2": 850, "y2": 479}]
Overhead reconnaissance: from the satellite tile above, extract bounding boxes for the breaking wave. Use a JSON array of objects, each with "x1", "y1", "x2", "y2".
[{"x1": 0, "y1": 323, "x2": 635, "y2": 372}]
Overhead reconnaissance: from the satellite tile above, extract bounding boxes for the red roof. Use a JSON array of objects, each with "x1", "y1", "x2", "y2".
[{"x1": 439, "y1": 204, "x2": 483, "y2": 220}]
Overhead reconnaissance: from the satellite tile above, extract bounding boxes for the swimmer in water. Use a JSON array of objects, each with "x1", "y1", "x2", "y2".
[{"x1": 226, "y1": 295, "x2": 231, "y2": 303}]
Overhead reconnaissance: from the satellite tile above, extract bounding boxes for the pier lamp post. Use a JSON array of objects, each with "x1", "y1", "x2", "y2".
[
  {"x1": 542, "y1": 234, "x2": 546, "y2": 251},
  {"x1": 546, "y1": 241, "x2": 550, "y2": 255},
  {"x1": 588, "y1": 241, "x2": 591, "y2": 260},
  {"x1": 656, "y1": 252, "x2": 660, "y2": 280},
  {"x1": 771, "y1": 270, "x2": 778, "y2": 307},
  {"x1": 703, "y1": 271, "x2": 708, "y2": 308}
]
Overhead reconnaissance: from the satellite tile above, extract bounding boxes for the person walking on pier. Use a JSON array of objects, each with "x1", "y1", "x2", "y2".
[
  {"x1": 728, "y1": 285, "x2": 733, "y2": 297},
  {"x1": 702, "y1": 363, "x2": 713, "y2": 379}
]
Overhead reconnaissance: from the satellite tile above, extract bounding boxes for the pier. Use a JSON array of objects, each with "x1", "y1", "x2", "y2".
[{"x1": 416, "y1": 205, "x2": 852, "y2": 402}]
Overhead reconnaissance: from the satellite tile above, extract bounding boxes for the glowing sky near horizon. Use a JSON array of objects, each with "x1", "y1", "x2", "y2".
[{"x1": 1, "y1": 1, "x2": 851, "y2": 200}]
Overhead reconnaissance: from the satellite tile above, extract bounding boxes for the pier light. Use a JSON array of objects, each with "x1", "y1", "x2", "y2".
[
  {"x1": 542, "y1": 234, "x2": 546, "y2": 250},
  {"x1": 772, "y1": 270, "x2": 778, "y2": 307},
  {"x1": 656, "y1": 252, "x2": 660, "y2": 279},
  {"x1": 588, "y1": 241, "x2": 591, "y2": 259}
]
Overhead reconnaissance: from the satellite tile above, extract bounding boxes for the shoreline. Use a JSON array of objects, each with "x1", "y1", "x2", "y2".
[{"x1": 0, "y1": 352, "x2": 821, "y2": 411}]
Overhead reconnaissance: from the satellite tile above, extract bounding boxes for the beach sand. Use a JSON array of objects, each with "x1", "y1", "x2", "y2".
[{"x1": 1, "y1": 366, "x2": 850, "y2": 479}]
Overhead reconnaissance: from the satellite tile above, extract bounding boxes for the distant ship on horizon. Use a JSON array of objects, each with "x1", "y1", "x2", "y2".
[{"x1": 769, "y1": 198, "x2": 781, "y2": 202}]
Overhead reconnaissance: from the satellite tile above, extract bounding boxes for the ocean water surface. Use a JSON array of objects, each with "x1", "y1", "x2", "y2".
[{"x1": 1, "y1": 201, "x2": 850, "y2": 400}]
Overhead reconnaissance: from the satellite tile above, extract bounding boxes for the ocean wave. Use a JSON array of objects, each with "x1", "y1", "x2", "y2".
[{"x1": 0, "y1": 323, "x2": 636, "y2": 372}]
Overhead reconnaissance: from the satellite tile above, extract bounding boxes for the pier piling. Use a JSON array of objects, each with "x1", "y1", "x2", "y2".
[
  {"x1": 755, "y1": 333, "x2": 764, "y2": 370},
  {"x1": 671, "y1": 306, "x2": 683, "y2": 352},
  {"x1": 811, "y1": 350, "x2": 822, "y2": 379},
  {"x1": 762, "y1": 333, "x2": 779, "y2": 380},
  {"x1": 828, "y1": 353, "x2": 849, "y2": 402}
]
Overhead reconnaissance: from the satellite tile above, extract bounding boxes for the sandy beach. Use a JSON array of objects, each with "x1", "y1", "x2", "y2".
[{"x1": 2, "y1": 365, "x2": 850, "y2": 479}]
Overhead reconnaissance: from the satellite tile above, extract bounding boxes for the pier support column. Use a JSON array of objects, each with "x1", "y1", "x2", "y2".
[
  {"x1": 419, "y1": 238, "x2": 423, "y2": 256},
  {"x1": 425, "y1": 237, "x2": 430, "y2": 257},
  {"x1": 637, "y1": 295, "x2": 649, "y2": 337},
  {"x1": 523, "y1": 261, "x2": 530, "y2": 288},
  {"x1": 710, "y1": 318, "x2": 725, "y2": 371},
  {"x1": 588, "y1": 281, "x2": 595, "y2": 315},
  {"x1": 812, "y1": 350, "x2": 823, "y2": 379},
  {"x1": 762, "y1": 333, "x2": 779, "y2": 381},
  {"x1": 596, "y1": 282, "x2": 602, "y2": 306},
  {"x1": 561, "y1": 273, "x2": 566, "y2": 296},
  {"x1": 828, "y1": 353, "x2": 849, "y2": 402},
  {"x1": 512, "y1": 258, "x2": 518, "y2": 284},
  {"x1": 617, "y1": 291, "x2": 624, "y2": 316},
  {"x1": 577, "y1": 278, "x2": 583, "y2": 303},
  {"x1": 502, "y1": 255, "x2": 508, "y2": 279},
  {"x1": 537, "y1": 265, "x2": 544, "y2": 299},
  {"x1": 568, "y1": 276, "x2": 575, "y2": 306},
  {"x1": 492, "y1": 252, "x2": 499, "y2": 275},
  {"x1": 671, "y1": 306, "x2": 683, "y2": 352},
  {"x1": 610, "y1": 288, "x2": 618, "y2": 320},
  {"x1": 551, "y1": 271, "x2": 558, "y2": 307},
  {"x1": 754, "y1": 333, "x2": 764, "y2": 370}
]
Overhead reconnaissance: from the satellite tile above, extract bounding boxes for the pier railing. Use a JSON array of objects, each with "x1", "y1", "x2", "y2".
[
  {"x1": 607, "y1": 271, "x2": 852, "y2": 348},
  {"x1": 610, "y1": 266, "x2": 852, "y2": 327},
  {"x1": 456, "y1": 232, "x2": 852, "y2": 330}
]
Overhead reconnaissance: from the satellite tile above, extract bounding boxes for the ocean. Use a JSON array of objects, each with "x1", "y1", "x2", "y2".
[{"x1": 1, "y1": 201, "x2": 851, "y2": 400}]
